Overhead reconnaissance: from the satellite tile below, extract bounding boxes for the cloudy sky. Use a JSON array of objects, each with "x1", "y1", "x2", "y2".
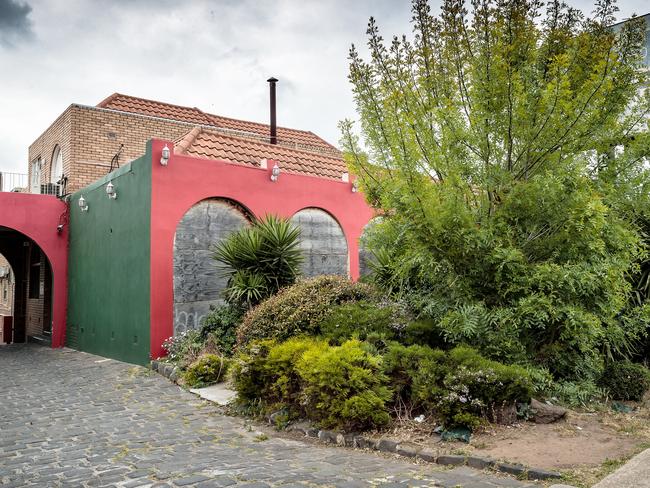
[{"x1": 0, "y1": 0, "x2": 647, "y2": 174}]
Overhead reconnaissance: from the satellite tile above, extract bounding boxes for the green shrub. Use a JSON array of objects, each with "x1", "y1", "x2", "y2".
[
  {"x1": 182, "y1": 354, "x2": 230, "y2": 388},
  {"x1": 297, "y1": 339, "x2": 392, "y2": 430},
  {"x1": 264, "y1": 337, "x2": 327, "y2": 411},
  {"x1": 319, "y1": 301, "x2": 400, "y2": 344},
  {"x1": 213, "y1": 215, "x2": 303, "y2": 308},
  {"x1": 549, "y1": 380, "x2": 607, "y2": 407},
  {"x1": 230, "y1": 340, "x2": 276, "y2": 403},
  {"x1": 382, "y1": 343, "x2": 446, "y2": 411},
  {"x1": 384, "y1": 344, "x2": 532, "y2": 429},
  {"x1": 400, "y1": 319, "x2": 445, "y2": 348},
  {"x1": 199, "y1": 304, "x2": 243, "y2": 356},
  {"x1": 600, "y1": 360, "x2": 650, "y2": 401},
  {"x1": 231, "y1": 337, "x2": 392, "y2": 431},
  {"x1": 522, "y1": 365, "x2": 555, "y2": 397},
  {"x1": 237, "y1": 275, "x2": 379, "y2": 345}
]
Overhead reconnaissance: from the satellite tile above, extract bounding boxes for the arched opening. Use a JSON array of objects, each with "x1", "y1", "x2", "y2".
[
  {"x1": 0, "y1": 227, "x2": 54, "y2": 345},
  {"x1": 359, "y1": 217, "x2": 383, "y2": 278},
  {"x1": 290, "y1": 207, "x2": 349, "y2": 278},
  {"x1": 173, "y1": 198, "x2": 251, "y2": 335},
  {"x1": 50, "y1": 145, "x2": 64, "y2": 196},
  {"x1": 51, "y1": 146, "x2": 63, "y2": 183}
]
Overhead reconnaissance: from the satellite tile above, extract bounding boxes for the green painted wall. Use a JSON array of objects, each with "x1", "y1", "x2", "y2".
[{"x1": 67, "y1": 143, "x2": 152, "y2": 365}]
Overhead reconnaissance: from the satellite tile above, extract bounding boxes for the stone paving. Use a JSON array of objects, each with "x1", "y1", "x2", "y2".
[{"x1": 0, "y1": 344, "x2": 539, "y2": 488}]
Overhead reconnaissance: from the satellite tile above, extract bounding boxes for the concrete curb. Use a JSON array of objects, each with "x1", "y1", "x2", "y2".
[
  {"x1": 287, "y1": 424, "x2": 562, "y2": 481},
  {"x1": 151, "y1": 359, "x2": 181, "y2": 383},
  {"x1": 592, "y1": 448, "x2": 650, "y2": 488}
]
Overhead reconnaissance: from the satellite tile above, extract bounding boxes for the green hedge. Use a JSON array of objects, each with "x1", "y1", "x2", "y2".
[
  {"x1": 231, "y1": 338, "x2": 391, "y2": 430},
  {"x1": 600, "y1": 360, "x2": 650, "y2": 401},
  {"x1": 231, "y1": 336, "x2": 533, "y2": 431}
]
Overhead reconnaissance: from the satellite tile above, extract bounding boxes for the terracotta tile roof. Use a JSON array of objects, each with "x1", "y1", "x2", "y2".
[
  {"x1": 174, "y1": 127, "x2": 348, "y2": 181},
  {"x1": 97, "y1": 93, "x2": 213, "y2": 126},
  {"x1": 97, "y1": 93, "x2": 340, "y2": 155}
]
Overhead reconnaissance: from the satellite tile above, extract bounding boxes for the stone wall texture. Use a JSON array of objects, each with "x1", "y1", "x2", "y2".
[
  {"x1": 291, "y1": 208, "x2": 348, "y2": 278},
  {"x1": 173, "y1": 199, "x2": 249, "y2": 335}
]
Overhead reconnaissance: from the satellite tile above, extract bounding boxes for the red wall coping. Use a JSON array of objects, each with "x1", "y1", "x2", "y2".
[
  {"x1": 0, "y1": 192, "x2": 68, "y2": 347},
  {"x1": 148, "y1": 139, "x2": 374, "y2": 359}
]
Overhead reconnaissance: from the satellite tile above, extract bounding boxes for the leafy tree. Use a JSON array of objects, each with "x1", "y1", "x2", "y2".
[
  {"x1": 340, "y1": 0, "x2": 650, "y2": 379},
  {"x1": 213, "y1": 215, "x2": 303, "y2": 308}
]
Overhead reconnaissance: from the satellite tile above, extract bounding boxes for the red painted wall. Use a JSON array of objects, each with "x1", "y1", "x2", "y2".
[
  {"x1": 148, "y1": 139, "x2": 374, "y2": 359},
  {"x1": 0, "y1": 193, "x2": 68, "y2": 347}
]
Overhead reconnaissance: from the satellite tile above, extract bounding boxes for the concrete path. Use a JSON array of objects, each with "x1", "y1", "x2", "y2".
[
  {"x1": 0, "y1": 344, "x2": 538, "y2": 488},
  {"x1": 592, "y1": 448, "x2": 650, "y2": 488}
]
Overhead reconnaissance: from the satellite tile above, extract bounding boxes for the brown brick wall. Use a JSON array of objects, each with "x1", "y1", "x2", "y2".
[
  {"x1": 29, "y1": 105, "x2": 197, "y2": 195},
  {"x1": 25, "y1": 245, "x2": 46, "y2": 337},
  {"x1": 28, "y1": 107, "x2": 72, "y2": 194}
]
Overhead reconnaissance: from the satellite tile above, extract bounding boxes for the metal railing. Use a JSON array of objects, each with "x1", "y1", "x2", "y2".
[
  {"x1": 0, "y1": 172, "x2": 62, "y2": 196},
  {"x1": 0, "y1": 172, "x2": 27, "y2": 193}
]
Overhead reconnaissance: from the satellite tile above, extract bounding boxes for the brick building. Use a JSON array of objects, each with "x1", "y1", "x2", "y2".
[{"x1": 28, "y1": 92, "x2": 343, "y2": 196}]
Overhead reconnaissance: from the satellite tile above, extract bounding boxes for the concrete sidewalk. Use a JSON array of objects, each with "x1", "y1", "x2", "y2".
[{"x1": 592, "y1": 448, "x2": 650, "y2": 488}]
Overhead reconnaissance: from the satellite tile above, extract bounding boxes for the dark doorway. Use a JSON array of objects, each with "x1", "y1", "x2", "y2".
[{"x1": 0, "y1": 227, "x2": 53, "y2": 344}]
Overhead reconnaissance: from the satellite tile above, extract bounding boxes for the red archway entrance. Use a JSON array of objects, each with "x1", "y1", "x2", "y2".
[{"x1": 0, "y1": 193, "x2": 68, "y2": 347}]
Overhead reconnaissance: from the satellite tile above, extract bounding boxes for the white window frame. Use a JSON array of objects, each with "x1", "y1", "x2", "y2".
[
  {"x1": 30, "y1": 158, "x2": 42, "y2": 194},
  {"x1": 51, "y1": 146, "x2": 63, "y2": 185}
]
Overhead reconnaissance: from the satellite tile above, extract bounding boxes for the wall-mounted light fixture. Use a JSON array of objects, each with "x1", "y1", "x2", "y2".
[
  {"x1": 271, "y1": 163, "x2": 280, "y2": 182},
  {"x1": 352, "y1": 180, "x2": 359, "y2": 193},
  {"x1": 106, "y1": 181, "x2": 117, "y2": 200},
  {"x1": 160, "y1": 145, "x2": 170, "y2": 166},
  {"x1": 341, "y1": 172, "x2": 350, "y2": 183},
  {"x1": 78, "y1": 195, "x2": 89, "y2": 212}
]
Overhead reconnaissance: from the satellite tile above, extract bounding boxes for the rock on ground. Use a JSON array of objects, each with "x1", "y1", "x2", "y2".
[{"x1": 530, "y1": 398, "x2": 567, "y2": 424}]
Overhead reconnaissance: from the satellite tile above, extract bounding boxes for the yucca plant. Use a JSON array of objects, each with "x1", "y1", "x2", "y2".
[{"x1": 213, "y1": 215, "x2": 303, "y2": 308}]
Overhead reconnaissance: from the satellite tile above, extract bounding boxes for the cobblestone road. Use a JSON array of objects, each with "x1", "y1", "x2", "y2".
[{"x1": 0, "y1": 344, "x2": 538, "y2": 488}]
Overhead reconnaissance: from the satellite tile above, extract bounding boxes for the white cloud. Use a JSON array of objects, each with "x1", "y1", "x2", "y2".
[{"x1": 0, "y1": 0, "x2": 647, "y2": 174}]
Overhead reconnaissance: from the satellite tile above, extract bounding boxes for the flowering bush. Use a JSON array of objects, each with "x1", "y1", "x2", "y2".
[
  {"x1": 384, "y1": 344, "x2": 532, "y2": 429},
  {"x1": 161, "y1": 329, "x2": 203, "y2": 368}
]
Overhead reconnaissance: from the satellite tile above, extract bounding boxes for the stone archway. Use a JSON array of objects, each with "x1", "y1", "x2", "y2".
[
  {"x1": 173, "y1": 198, "x2": 250, "y2": 335},
  {"x1": 290, "y1": 208, "x2": 349, "y2": 278}
]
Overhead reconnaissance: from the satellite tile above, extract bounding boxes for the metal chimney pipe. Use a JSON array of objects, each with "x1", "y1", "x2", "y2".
[{"x1": 267, "y1": 77, "x2": 278, "y2": 144}]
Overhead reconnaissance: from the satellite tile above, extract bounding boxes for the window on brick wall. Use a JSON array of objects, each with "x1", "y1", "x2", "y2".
[
  {"x1": 51, "y1": 146, "x2": 63, "y2": 184},
  {"x1": 30, "y1": 158, "x2": 41, "y2": 194}
]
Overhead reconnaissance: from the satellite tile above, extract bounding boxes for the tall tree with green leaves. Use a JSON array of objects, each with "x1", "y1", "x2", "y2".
[{"x1": 341, "y1": 0, "x2": 650, "y2": 380}]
